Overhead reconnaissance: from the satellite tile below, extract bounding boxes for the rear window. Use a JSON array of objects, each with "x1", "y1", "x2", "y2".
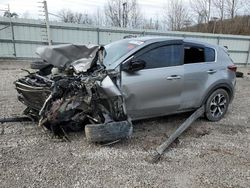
[{"x1": 184, "y1": 45, "x2": 215, "y2": 64}]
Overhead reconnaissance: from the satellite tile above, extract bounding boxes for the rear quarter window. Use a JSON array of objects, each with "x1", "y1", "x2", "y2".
[
  {"x1": 184, "y1": 45, "x2": 216, "y2": 64},
  {"x1": 204, "y1": 47, "x2": 216, "y2": 62}
]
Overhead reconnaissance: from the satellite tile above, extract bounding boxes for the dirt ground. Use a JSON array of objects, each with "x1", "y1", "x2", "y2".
[{"x1": 0, "y1": 60, "x2": 249, "y2": 188}]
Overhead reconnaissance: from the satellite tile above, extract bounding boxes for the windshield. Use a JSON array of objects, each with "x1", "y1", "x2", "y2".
[{"x1": 103, "y1": 39, "x2": 144, "y2": 68}]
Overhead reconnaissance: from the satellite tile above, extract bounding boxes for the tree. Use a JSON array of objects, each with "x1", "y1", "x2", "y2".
[
  {"x1": 154, "y1": 16, "x2": 160, "y2": 30},
  {"x1": 212, "y1": 0, "x2": 225, "y2": 33},
  {"x1": 141, "y1": 16, "x2": 162, "y2": 30},
  {"x1": 130, "y1": 0, "x2": 143, "y2": 28},
  {"x1": 190, "y1": 0, "x2": 212, "y2": 24},
  {"x1": 164, "y1": 0, "x2": 190, "y2": 30},
  {"x1": 225, "y1": 0, "x2": 243, "y2": 19},
  {"x1": 244, "y1": 0, "x2": 250, "y2": 14},
  {"x1": 92, "y1": 8, "x2": 105, "y2": 26},
  {"x1": 3, "y1": 11, "x2": 18, "y2": 18},
  {"x1": 58, "y1": 9, "x2": 93, "y2": 24},
  {"x1": 104, "y1": 0, "x2": 142, "y2": 28},
  {"x1": 58, "y1": 9, "x2": 74, "y2": 23},
  {"x1": 213, "y1": 0, "x2": 225, "y2": 20}
]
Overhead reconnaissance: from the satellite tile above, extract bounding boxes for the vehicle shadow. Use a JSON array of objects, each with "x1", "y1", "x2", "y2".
[{"x1": 58, "y1": 111, "x2": 211, "y2": 152}]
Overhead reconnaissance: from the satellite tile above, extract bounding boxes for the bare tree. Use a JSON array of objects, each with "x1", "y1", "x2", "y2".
[
  {"x1": 82, "y1": 14, "x2": 93, "y2": 25},
  {"x1": 154, "y1": 15, "x2": 161, "y2": 30},
  {"x1": 190, "y1": 0, "x2": 212, "y2": 24},
  {"x1": 130, "y1": 0, "x2": 143, "y2": 28},
  {"x1": 225, "y1": 0, "x2": 243, "y2": 19},
  {"x1": 58, "y1": 9, "x2": 93, "y2": 24},
  {"x1": 213, "y1": 0, "x2": 225, "y2": 20},
  {"x1": 74, "y1": 13, "x2": 83, "y2": 24},
  {"x1": 58, "y1": 9, "x2": 74, "y2": 23},
  {"x1": 92, "y1": 8, "x2": 105, "y2": 26},
  {"x1": 104, "y1": 0, "x2": 122, "y2": 27},
  {"x1": 104, "y1": 0, "x2": 142, "y2": 28},
  {"x1": 212, "y1": 0, "x2": 225, "y2": 33},
  {"x1": 3, "y1": 11, "x2": 18, "y2": 18},
  {"x1": 244, "y1": 0, "x2": 250, "y2": 14},
  {"x1": 142, "y1": 18, "x2": 154, "y2": 29},
  {"x1": 164, "y1": 0, "x2": 190, "y2": 30}
]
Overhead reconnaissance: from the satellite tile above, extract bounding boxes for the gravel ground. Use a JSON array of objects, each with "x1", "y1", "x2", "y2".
[{"x1": 0, "y1": 61, "x2": 249, "y2": 188}]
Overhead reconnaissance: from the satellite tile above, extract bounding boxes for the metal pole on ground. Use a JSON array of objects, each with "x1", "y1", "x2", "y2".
[{"x1": 150, "y1": 106, "x2": 205, "y2": 163}]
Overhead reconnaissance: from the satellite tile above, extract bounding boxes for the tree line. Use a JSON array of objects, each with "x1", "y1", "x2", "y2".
[{"x1": 2, "y1": 0, "x2": 250, "y2": 35}]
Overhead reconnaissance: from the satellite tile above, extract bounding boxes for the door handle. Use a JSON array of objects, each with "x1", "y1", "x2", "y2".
[
  {"x1": 207, "y1": 69, "x2": 217, "y2": 74},
  {"x1": 167, "y1": 75, "x2": 181, "y2": 80}
]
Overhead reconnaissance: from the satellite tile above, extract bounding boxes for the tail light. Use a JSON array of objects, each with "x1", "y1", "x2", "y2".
[{"x1": 227, "y1": 65, "x2": 237, "y2": 72}]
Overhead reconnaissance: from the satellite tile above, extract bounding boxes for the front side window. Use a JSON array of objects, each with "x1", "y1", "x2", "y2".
[{"x1": 136, "y1": 45, "x2": 182, "y2": 69}]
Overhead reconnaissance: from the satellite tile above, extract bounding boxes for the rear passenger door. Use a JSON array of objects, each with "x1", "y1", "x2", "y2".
[
  {"x1": 121, "y1": 41, "x2": 184, "y2": 119},
  {"x1": 181, "y1": 43, "x2": 217, "y2": 109}
]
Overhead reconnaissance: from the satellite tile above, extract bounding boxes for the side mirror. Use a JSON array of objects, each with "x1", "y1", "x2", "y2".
[{"x1": 124, "y1": 59, "x2": 146, "y2": 72}]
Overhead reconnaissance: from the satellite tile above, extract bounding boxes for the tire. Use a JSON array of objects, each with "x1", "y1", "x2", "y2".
[
  {"x1": 30, "y1": 61, "x2": 50, "y2": 70},
  {"x1": 205, "y1": 89, "x2": 230, "y2": 122},
  {"x1": 236, "y1": 71, "x2": 243, "y2": 78},
  {"x1": 85, "y1": 121, "x2": 133, "y2": 143}
]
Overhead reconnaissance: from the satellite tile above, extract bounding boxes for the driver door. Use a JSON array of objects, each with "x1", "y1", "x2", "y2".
[{"x1": 121, "y1": 41, "x2": 184, "y2": 120}]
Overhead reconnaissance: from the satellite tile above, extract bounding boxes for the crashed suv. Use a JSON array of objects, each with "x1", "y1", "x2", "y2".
[{"x1": 15, "y1": 37, "x2": 236, "y2": 142}]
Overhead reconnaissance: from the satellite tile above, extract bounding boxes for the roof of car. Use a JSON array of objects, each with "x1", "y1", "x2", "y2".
[{"x1": 130, "y1": 36, "x2": 217, "y2": 49}]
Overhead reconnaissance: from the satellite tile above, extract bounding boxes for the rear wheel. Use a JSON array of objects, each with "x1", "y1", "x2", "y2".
[{"x1": 205, "y1": 89, "x2": 229, "y2": 121}]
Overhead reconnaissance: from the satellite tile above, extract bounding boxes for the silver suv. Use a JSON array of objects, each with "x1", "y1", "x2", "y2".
[
  {"x1": 104, "y1": 37, "x2": 236, "y2": 121},
  {"x1": 15, "y1": 37, "x2": 236, "y2": 140}
]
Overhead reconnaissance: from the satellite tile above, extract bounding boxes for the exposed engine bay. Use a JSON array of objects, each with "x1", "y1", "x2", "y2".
[{"x1": 14, "y1": 44, "x2": 132, "y2": 142}]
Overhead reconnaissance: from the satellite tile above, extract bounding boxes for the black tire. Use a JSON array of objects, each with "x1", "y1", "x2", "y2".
[
  {"x1": 236, "y1": 71, "x2": 243, "y2": 78},
  {"x1": 85, "y1": 121, "x2": 133, "y2": 143},
  {"x1": 205, "y1": 89, "x2": 230, "y2": 122}
]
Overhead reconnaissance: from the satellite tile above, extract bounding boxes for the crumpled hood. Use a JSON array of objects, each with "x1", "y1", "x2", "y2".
[{"x1": 36, "y1": 44, "x2": 101, "y2": 69}]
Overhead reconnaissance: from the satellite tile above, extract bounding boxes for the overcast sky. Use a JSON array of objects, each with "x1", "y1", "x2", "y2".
[
  {"x1": 0, "y1": 0, "x2": 169, "y2": 19},
  {"x1": 0, "y1": 0, "x2": 249, "y2": 21}
]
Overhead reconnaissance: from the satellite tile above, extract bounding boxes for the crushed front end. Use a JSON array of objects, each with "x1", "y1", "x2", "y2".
[{"x1": 15, "y1": 44, "x2": 132, "y2": 142}]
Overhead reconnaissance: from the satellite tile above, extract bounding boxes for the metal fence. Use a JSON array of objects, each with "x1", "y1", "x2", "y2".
[{"x1": 0, "y1": 17, "x2": 250, "y2": 65}]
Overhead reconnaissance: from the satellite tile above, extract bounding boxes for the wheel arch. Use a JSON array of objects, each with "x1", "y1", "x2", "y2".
[{"x1": 201, "y1": 83, "x2": 234, "y2": 106}]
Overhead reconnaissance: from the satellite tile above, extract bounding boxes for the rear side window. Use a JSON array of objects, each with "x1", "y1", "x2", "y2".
[
  {"x1": 205, "y1": 47, "x2": 216, "y2": 62},
  {"x1": 184, "y1": 45, "x2": 215, "y2": 64},
  {"x1": 136, "y1": 45, "x2": 182, "y2": 69}
]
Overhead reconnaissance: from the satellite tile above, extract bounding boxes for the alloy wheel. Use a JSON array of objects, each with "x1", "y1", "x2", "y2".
[{"x1": 209, "y1": 93, "x2": 227, "y2": 118}]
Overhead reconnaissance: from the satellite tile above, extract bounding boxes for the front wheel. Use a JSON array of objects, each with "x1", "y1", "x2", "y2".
[{"x1": 205, "y1": 89, "x2": 230, "y2": 122}]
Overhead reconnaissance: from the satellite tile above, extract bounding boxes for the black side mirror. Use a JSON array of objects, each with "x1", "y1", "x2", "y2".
[{"x1": 124, "y1": 59, "x2": 146, "y2": 72}]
